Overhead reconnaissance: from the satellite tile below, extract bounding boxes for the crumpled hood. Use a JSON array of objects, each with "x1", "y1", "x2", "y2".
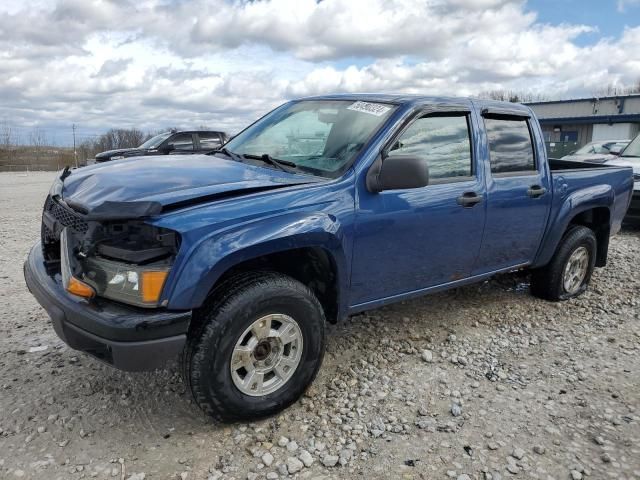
[{"x1": 61, "y1": 154, "x2": 319, "y2": 218}]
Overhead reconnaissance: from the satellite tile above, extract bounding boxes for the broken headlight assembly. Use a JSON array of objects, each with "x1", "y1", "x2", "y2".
[{"x1": 73, "y1": 222, "x2": 180, "y2": 308}]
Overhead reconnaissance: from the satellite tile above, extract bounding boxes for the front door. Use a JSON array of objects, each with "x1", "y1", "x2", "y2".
[{"x1": 350, "y1": 110, "x2": 486, "y2": 306}]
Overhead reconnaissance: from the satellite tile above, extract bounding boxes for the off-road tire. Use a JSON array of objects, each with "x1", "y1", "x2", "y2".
[
  {"x1": 183, "y1": 272, "x2": 325, "y2": 422},
  {"x1": 530, "y1": 225, "x2": 597, "y2": 301}
]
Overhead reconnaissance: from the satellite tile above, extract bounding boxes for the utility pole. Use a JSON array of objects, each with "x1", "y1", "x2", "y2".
[{"x1": 72, "y1": 123, "x2": 78, "y2": 168}]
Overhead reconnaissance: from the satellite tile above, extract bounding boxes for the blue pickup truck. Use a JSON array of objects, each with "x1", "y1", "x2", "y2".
[{"x1": 24, "y1": 95, "x2": 634, "y2": 421}]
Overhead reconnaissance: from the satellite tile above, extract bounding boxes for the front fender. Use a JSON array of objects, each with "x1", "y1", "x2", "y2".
[
  {"x1": 534, "y1": 184, "x2": 613, "y2": 267},
  {"x1": 165, "y1": 211, "x2": 348, "y2": 310}
]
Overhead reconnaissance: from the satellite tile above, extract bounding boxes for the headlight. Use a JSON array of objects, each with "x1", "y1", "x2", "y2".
[
  {"x1": 79, "y1": 222, "x2": 179, "y2": 308},
  {"x1": 82, "y1": 256, "x2": 169, "y2": 307}
]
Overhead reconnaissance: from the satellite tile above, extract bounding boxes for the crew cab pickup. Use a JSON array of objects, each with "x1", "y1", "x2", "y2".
[{"x1": 24, "y1": 95, "x2": 634, "y2": 421}]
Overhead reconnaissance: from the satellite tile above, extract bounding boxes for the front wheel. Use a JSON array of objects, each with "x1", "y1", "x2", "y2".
[
  {"x1": 530, "y1": 225, "x2": 597, "y2": 301},
  {"x1": 184, "y1": 272, "x2": 325, "y2": 422}
]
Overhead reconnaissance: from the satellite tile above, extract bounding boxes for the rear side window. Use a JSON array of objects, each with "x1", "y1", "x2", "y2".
[
  {"x1": 199, "y1": 132, "x2": 222, "y2": 149},
  {"x1": 484, "y1": 117, "x2": 535, "y2": 174},
  {"x1": 388, "y1": 114, "x2": 472, "y2": 180}
]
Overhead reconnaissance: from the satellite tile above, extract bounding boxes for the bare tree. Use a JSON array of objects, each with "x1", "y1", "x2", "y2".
[
  {"x1": 593, "y1": 78, "x2": 640, "y2": 97},
  {"x1": 477, "y1": 90, "x2": 549, "y2": 103},
  {"x1": 93, "y1": 128, "x2": 147, "y2": 152},
  {"x1": 29, "y1": 127, "x2": 48, "y2": 166},
  {"x1": 0, "y1": 121, "x2": 12, "y2": 147},
  {"x1": 0, "y1": 121, "x2": 13, "y2": 164}
]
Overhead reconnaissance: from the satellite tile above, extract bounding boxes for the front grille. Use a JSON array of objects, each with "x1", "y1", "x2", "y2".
[
  {"x1": 44, "y1": 196, "x2": 89, "y2": 235},
  {"x1": 41, "y1": 196, "x2": 90, "y2": 262}
]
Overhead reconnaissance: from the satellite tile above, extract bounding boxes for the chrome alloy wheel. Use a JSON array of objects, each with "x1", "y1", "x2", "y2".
[
  {"x1": 230, "y1": 314, "x2": 303, "y2": 396},
  {"x1": 563, "y1": 246, "x2": 589, "y2": 294}
]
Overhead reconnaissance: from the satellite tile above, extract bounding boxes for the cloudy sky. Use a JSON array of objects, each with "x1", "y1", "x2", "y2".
[{"x1": 1, "y1": 0, "x2": 639, "y2": 146}]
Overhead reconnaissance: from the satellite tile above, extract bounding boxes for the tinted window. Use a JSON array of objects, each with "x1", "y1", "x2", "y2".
[
  {"x1": 388, "y1": 115, "x2": 472, "y2": 179},
  {"x1": 199, "y1": 132, "x2": 222, "y2": 149},
  {"x1": 168, "y1": 133, "x2": 194, "y2": 151},
  {"x1": 484, "y1": 117, "x2": 535, "y2": 173}
]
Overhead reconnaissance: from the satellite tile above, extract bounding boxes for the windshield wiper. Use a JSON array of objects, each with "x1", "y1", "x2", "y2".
[
  {"x1": 243, "y1": 153, "x2": 298, "y2": 173},
  {"x1": 207, "y1": 147, "x2": 245, "y2": 162}
]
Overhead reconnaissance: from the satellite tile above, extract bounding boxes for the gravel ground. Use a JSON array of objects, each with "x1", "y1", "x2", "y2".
[{"x1": 1, "y1": 171, "x2": 639, "y2": 480}]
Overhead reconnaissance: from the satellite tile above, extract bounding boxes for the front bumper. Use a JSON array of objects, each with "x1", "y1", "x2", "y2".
[
  {"x1": 24, "y1": 242, "x2": 191, "y2": 371},
  {"x1": 626, "y1": 188, "x2": 640, "y2": 223}
]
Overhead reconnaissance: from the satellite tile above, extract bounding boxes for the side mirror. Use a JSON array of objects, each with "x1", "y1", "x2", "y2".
[
  {"x1": 366, "y1": 155, "x2": 429, "y2": 193},
  {"x1": 162, "y1": 143, "x2": 175, "y2": 154}
]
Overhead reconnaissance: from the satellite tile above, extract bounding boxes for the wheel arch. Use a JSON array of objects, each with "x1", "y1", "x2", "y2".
[
  {"x1": 166, "y1": 211, "x2": 349, "y2": 322},
  {"x1": 534, "y1": 185, "x2": 613, "y2": 268}
]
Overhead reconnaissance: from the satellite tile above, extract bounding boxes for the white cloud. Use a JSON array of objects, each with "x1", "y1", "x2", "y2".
[{"x1": 0, "y1": 0, "x2": 639, "y2": 144}]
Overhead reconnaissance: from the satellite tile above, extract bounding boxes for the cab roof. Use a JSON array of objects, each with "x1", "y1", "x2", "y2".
[{"x1": 299, "y1": 93, "x2": 533, "y2": 115}]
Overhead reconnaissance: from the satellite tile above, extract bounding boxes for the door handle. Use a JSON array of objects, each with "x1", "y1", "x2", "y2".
[
  {"x1": 527, "y1": 185, "x2": 547, "y2": 198},
  {"x1": 457, "y1": 191, "x2": 482, "y2": 207}
]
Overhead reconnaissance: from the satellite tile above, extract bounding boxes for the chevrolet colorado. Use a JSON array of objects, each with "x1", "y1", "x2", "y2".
[{"x1": 24, "y1": 95, "x2": 634, "y2": 421}]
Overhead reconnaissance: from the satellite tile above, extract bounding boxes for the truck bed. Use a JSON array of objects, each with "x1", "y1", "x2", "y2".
[
  {"x1": 548, "y1": 158, "x2": 620, "y2": 171},
  {"x1": 540, "y1": 158, "x2": 635, "y2": 264}
]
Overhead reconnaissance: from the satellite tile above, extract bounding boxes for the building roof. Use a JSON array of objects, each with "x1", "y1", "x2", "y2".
[{"x1": 526, "y1": 94, "x2": 640, "y2": 124}]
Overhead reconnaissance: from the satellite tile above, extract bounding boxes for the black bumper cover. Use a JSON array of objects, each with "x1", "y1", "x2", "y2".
[{"x1": 24, "y1": 243, "x2": 190, "y2": 371}]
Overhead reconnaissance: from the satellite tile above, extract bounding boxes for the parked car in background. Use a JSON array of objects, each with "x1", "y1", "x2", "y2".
[
  {"x1": 25, "y1": 95, "x2": 634, "y2": 421},
  {"x1": 561, "y1": 139, "x2": 630, "y2": 163},
  {"x1": 596, "y1": 134, "x2": 640, "y2": 223},
  {"x1": 92, "y1": 130, "x2": 229, "y2": 163}
]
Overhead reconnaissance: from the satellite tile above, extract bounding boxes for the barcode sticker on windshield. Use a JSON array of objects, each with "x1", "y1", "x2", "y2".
[{"x1": 347, "y1": 101, "x2": 391, "y2": 116}]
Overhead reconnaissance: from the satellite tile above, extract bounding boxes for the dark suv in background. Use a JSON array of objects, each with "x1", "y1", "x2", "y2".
[{"x1": 93, "y1": 130, "x2": 229, "y2": 163}]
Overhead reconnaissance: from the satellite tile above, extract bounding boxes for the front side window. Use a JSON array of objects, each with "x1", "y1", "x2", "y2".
[
  {"x1": 224, "y1": 100, "x2": 397, "y2": 177},
  {"x1": 167, "y1": 133, "x2": 194, "y2": 151},
  {"x1": 387, "y1": 114, "x2": 472, "y2": 180},
  {"x1": 484, "y1": 117, "x2": 536, "y2": 174}
]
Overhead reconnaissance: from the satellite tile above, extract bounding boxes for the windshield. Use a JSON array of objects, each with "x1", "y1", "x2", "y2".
[
  {"x1": 621, "y1": 135, "x2": 640, "y2": 159},
  {"x1": 574, "y1": 141, "x2": 616, "y2": 155},
  {"x1": 223, "y1": 100, "x2": 397, "y2": 177},
  {"x1": 138, "y1": 132, "x2": 171, "y2": 149}
]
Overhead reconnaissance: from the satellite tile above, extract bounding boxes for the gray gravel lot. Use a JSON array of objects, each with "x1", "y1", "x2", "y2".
[{"x1": 0, "y1": 171, "x2": 639, "y2": 480}]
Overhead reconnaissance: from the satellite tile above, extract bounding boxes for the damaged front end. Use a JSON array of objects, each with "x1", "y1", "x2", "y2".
[{"x1": 41, "y1": 193, "x2": 179, "y2": 308}]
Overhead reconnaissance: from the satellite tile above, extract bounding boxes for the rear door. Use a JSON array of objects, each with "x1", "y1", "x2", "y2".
[
  {"x1": 350, "y1": 106, "x2": 487, "y2": 305},
  {"x1": 473, "y1": 109, "x2": 552, "y2": 273}
]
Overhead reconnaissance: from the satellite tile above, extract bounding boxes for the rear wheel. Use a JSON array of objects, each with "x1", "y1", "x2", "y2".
[
  {"x1": 184, "y1": 272, "x2": 325, "y2": 422},
  {"x1": 530, "y1": 225, "x2": 597, "y2": 301}
]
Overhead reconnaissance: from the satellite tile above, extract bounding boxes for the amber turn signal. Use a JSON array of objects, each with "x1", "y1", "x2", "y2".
[
  {"x1": 141, "y1": 271, "x2": 168, "y2": 303},
  {"x1": 66, "y1": 276, "x2": 96, "y2": 299}
]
